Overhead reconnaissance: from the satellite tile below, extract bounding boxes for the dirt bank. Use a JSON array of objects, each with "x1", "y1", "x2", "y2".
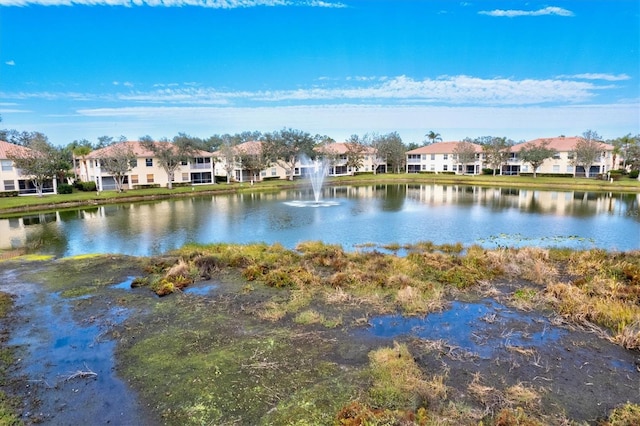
[{"x1": 0, "y1": 251, "x2": 638, "y2": 425}]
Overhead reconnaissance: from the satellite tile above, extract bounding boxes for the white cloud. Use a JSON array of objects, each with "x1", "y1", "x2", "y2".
[
  {"x1": 479, "y1": 6, "x2": 574, "y2": 18},
  {"x1": 0, "y1": 0, "x2": 346, "y2": 7},
  {"x1": 0, "y1": 75, "x2": 616, "y2": 107},
  {"x1": 4, "y1": 60, "x2": 15, "y2": 66},
  {"x1": 557, "y1": 73, "x2": 631, "y2": 82},
  {"x1": 70, "y1": 102, "x2": 640, "y2": 143}
]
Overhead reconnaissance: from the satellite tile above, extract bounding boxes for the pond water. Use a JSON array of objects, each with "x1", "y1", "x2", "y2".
[
  {"x1": 1, "y1": 183, "x2": 638, "y2": 257},
  {"x1": 366, "y1": 298, "x2": 565, "y2": 359}
]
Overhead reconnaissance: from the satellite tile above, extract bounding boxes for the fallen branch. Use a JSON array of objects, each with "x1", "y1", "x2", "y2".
[{"x1": 63, "y1": 363, "x2": 97, "y2": 381}]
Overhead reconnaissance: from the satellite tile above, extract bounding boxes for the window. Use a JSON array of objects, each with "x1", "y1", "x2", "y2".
[
  {"x1": 566, "y1": 166, "x2": 573, "y2": 173},
  {"x1": 3, "y1": 180, "x2": 15, "y2": 191},
  {"x1": 182, "y1": 173, "x2": 189, "y2": 181},
  {"x1": 145, "y1": 158, "x2": 153, "y2": 167},
  {"x1": 131, "y1": 175, "x2": 139, "y2": 184},
  {"x1": 1, "y1": 160, "x2": 12, "y2": 171},
  {"x1": 443, "y1": 154, "x2": 448, "y2": 160},
  {"x1": 271, "y1": 168, "x2": 277, "y2": 177},
  {"x1": 430, "y1": 154, "x2": 435, "y2": 160},
  {"x1": 146, "y1": 174, "x2": 154, "y2": 183},
  {"x1": 430, "y1": 164, "x2": 435, "y2": 171},
  {"x1": 553, "y1": 153, "x2": 561, "y2": 159},
  {"x1": 553, "y1": 165, "x2": 560, "y2": 173},
  {"x1": 443, "y1": 165, "x2": 448, "y2": 171},
  {"x1": 130, "y1": 159, "x2": 138, "y2": 168}
]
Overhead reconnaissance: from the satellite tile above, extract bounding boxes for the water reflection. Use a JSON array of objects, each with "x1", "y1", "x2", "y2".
[{"x1": 1, "y1": 184, "x2": 638, "y2": 257}]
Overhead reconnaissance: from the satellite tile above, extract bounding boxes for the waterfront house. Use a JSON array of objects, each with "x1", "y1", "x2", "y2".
[
  {"x1": 0, "y1": 140, "x2": 57, "y2": 195},
  {"x1": 82, "y1": 141, "x2": 215, "y2": 191},
  {"x1": 406, "y1": 141, "x2": 485, "y2": 174},
  {"x1": 508, "y1": 136, "x2": 614, "y2": 177}
]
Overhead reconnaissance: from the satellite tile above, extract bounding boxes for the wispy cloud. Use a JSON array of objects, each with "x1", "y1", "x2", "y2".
[
  {"x1": 557, "y1": 73, "x2": 631, "y2": 81},
  {"x1": 0, "y1": 0, "x2": 347, "y2": 7},
  {"x1": 0, "y1": 75, "x2": 612, "y2": 107},
  {"x1": 4, "y1": 60, "x2": 15, "y2": 66},
  {"x1": 479, "y1": 6, "x2": 574, "y2": 18}
]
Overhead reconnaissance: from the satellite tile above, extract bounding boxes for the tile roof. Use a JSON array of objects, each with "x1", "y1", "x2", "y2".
[
  {"x1": 86, "y1": 141, "x2": 212, "y2": 159},
  {"x1": 0, "y1": 140, "x2": 32, "y2": 159},
  {"x1": 512, "y1": 136, "x2": 614, "y2": 152},
  {"x1": 406, "y1": 141, "x2": 483, "y2": 155},
  {"x1": 316, "y1": 142, "x2": 377, "y2": 155}
]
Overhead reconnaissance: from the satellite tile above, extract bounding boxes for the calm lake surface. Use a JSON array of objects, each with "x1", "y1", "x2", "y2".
[{"x1": 1, "y1": 184, "x2": 638, "y2": 257}]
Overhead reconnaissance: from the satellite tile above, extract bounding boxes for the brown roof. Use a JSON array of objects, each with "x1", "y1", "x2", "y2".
[
  {"x1": 87, "y1": 141, "x2": 212, "y2": 159},
  {"x1": 0, "y1": 140, "x2": 32, "y2": 159},
  {"x1": 406, "y1": 141, "x2": 483, "y2": 155},
  {"x1": 512, "y1": 136, "x2": 614, "y2": 152}
]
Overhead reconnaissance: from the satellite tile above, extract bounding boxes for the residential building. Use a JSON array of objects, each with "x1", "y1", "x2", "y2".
[
  {"x1": 316, "y1": 142, "x2": 386, "y2": 175},
  {"x1": 213, "y1": 141, "x2": 388, "y2": 182},
  {"x1": 406, "y1": 141, "x2": 485, "y2": 174},
  {"x1": 0, "y1": 140, "x2": 56, "y2": 195},
  {"x1": 508, "y1": 136, "x2": 614, "y2": 177},
  {"x1": 82, "y1": 141, "x2": 214, "y2": 191}
]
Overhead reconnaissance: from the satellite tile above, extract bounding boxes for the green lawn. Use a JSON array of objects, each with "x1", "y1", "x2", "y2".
[{"x1": 1, "y1": 173, "x2": 638, "y2": 215}]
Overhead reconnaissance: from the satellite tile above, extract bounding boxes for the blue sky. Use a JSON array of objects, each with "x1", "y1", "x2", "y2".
[{"x1": 0, "y1": 0, "x2": 638, "y2": 146}]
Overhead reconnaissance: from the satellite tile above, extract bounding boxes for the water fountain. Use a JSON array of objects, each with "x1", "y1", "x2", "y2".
[
  {"x1": 309, "y1": 158, "x2": 329, "y2": 203},
  {"x1": 284, "y1": 157, "x2": 339, "y2": 208}
]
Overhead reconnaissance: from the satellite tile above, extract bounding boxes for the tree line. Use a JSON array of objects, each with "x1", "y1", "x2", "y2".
[{"x1": 2, "y1": 114, "x2": 639, "y2": 196}]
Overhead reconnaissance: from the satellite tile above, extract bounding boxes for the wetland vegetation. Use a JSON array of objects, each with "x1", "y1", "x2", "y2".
[{"x1": 0, "y1": 242, "x2": 639, "y2": 425}]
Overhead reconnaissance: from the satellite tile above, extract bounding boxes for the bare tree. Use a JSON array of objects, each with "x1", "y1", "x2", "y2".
[
  {"x1": 98, "y1": 143, "x2": 136, "y2": 192},
  {"x1": 572, "y1": 130, "x2": 603, "y2": 178},
  {"x1": 237, "y1": 142, "x2": 269, "y2": 183},
  {"x1": 343, "y1": 135, "x2": 367, "y2": 174},
  {"x1": 141, "y1": 136, "x2": 198, "y2": 189},
  {"x1": 453, "y1": 141, "x2": 478, "y2": 174}
]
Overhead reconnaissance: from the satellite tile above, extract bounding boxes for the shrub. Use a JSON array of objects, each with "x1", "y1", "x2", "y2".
[
  {"x1": 74, "y1": 181, "x2": 97, "y2": 191},
  {"x1": 57, "y1": 183, "x2": 73, "y2": 194},
  {"x1": 629, "y1": 170, "x2": 639, "y2": 179}
]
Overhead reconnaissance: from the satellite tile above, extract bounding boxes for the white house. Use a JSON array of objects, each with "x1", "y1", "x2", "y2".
[
  {"x1": 0, "y1": 140, "x2": 57, "y2": 195},
  {"x1": 81, "y1": 141, "x2": 215, "y2": 191},
  {"x1": 406, "y1": 141, "x2": 485, "y2": 174}
]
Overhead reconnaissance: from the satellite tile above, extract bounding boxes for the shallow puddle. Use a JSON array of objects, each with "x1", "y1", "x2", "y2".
[
  {"x1": 111, "y1": 276, "x2": 135, "y2": 290},
  {"x1": 366, "y1": 298, "x2": 564, "y2": 358},
  {"x1": 0, "y1": 270, "x2": 153, "y2": 425},
  {"x1": 183, "y1": 283, "x2": 218, "y2": 296}
]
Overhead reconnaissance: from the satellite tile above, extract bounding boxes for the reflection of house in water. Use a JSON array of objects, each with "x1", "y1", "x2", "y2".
[
  {"x1": 404, "y1": 184, "x2": 636, "y2": 217},
  {"x1": 0, "y1": 212, "x2": 59, "y2": 250}
]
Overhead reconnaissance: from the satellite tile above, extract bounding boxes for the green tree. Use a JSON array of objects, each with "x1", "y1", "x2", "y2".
[
  {"x1": 98, "y1": 142, "x2": 136, "y2": 192},
  {"x1": 344, "y1": 139, "x2": 367, "y2": 174},
  {"x1": 69, "y1": 139, "x2": 93, "y2": 182},
  {"x1": 262, "y1": 128, "x2": 316, "y2": 180},
  {"x1": 572, "y1": 130, "x2": 604, "y2": 178},
  {"x1": 6, "y1": 133, "x2": 62, "y2": 196},
  {"x1": 141, "y1": 135, "x2": 198, "y2": 189},
  {"x1": 518, "y1": 140, "x2": 557, "y2": 178},
  {"x1": 374, "y1": 132, "x2": 405, "y2": 173},
  {"x1": 481, "y1": 136, "x2": 512, "y2": 176}
]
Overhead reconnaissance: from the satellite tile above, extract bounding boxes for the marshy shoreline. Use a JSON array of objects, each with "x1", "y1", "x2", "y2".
[{"x1": 0, "y1": 243, "x2": 639, "y2": 425}]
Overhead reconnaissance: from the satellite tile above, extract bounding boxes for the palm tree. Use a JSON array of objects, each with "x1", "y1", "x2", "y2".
[
  {"x1": 425, "y1": 131, "x2": 442, "y2": 145},
  {"x1": 72, "y1": 145, "x2": 92, "y2": 182}
]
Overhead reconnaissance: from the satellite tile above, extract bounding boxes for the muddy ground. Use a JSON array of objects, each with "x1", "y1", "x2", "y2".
[{"x1": 0, "y1": 256, "x2": 638, "y2": 425}]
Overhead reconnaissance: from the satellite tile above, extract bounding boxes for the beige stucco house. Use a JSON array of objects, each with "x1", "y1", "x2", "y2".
[
  {"x1": 509, "y1": 136, "x2": 614, "y2": 177},
  {"x1": 406, "y1": 141, "x2": 485, "y2": 174},
  {"x1": 81, "y1": 141, "x2": 215, "y2": 191},
  {"x1": 213, "y1": 141, "x2": 388, "y2": 182},
  {"x1": 0, "y1": 140, "x2": 57, "y2": 195}
]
